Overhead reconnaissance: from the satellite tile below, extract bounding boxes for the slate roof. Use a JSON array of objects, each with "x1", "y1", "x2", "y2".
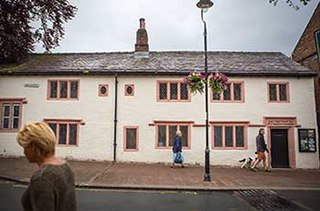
[{"x1": 0, "y1": 51, "x2": 316, "y2": 77}]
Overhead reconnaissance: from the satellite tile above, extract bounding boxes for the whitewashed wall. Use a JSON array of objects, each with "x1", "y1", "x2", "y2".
[{"x1": 0, "y1": 75, "x2": 318, "y2": 169}]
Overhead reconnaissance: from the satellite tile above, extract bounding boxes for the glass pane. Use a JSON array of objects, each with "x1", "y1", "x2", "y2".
[
  {"x1": 3, "y1": 118, "x2": 9, "y2": 129},
  {"x1": 169, "y1": 125, "x2": 177, "y2": 146},
  {"x1": 269, "y1": 84, "x2": 277, "y2": 101},
  {"x1": 279, "y1": 84, "x2": 287, "y2": 101},
  {"x1": 50, "y1": 81, "x2": 57, "y2": 98},
  {"x1": 159, "y1": 83, "x2": 167, "y2": 100},
  {"x1": 157, "y1": 125, "x2": 166, "y2": 147},
  {"x1": 225, "y1": 126, "x2": 233, "y2": 147},
  {"x1": 223, "y1": 84, "x2": 231, "y2": 100},
  {"x1": 180, "y1": 83, "x2": 189, "y2": 100},
  {"x1": 126, "y1": 128, "x2": 137, "y2": 149},
  {"x1": 234, "y1": 83, "x2": 242, "y2": 101},
  {"x1": 213, "y1": 92, "x2": 220, "y2": 100},
  {"x1": 100, "y1": 86, "x2": 107, "y2": 95},
  {"x1": 13, "y1": 105, "x2": 20, "y2": 117},
  {"x1": 180, "y1": 125, "x2": 188, "y2": 147},
  {"x1": 48, "y1": 123, "x2": 57, "y2": 135},
  {"x1": 60, "y1": 81, "x2": 68, "y2": 98},
  {"x1": 69, "y1": 124, "x2": 77, "y2": 145},
  {"x1": 214, "y1": 126, "x2": 223, "y2": 147},
  {"x1": 3, "y1": 105, "x2": 10, "y2": 117},
  {"x1": 12, "y1": 118, "x2": 19, "y2": 129},
  {"x1": 170, "y1": 83, "x2": 178, "y2": 100},
  {"x1": 70, "y1": 81, "x2": 78, "y2": 98},
  {"x1": 236, "y1": 126, "x2": 244, "y2": 147},
  {"x1": 59, "y1": 124, "x2": 67, "y2": 144},
  {"x1": 126, "y1": 86, "x2": 133, "y2": 95}
]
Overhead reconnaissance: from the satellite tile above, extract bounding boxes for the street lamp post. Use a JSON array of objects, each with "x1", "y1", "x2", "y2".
[{"x1": 197, "y1": 0, "x2": 214, "y2": 182}]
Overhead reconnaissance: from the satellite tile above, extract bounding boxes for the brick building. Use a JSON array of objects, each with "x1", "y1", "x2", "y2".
[{"x1": 292, "y1": 2, "x2": 320, "y2": 158}]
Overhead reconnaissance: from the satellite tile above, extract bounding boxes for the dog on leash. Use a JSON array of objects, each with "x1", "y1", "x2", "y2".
[{"x1": 239, "y1": 157, "x2": 256, "y2": 169}]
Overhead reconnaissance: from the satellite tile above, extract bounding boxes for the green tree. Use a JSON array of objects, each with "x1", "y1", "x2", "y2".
[
  {"x1": 269, "y1": 0, "x2": 311, "y2": 10},
  {"x1": 0, "y1": 0, "x2": 77, "y2": 64}
]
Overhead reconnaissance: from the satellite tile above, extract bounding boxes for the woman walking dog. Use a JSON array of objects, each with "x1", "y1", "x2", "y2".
[{"x1": 251, "y1": 128, "x2": 271, "y2": 172}]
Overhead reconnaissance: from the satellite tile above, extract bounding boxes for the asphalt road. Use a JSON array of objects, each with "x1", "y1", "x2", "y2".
[{"x1": 0, "y1": 180, "x2": 319, "y2": 211}]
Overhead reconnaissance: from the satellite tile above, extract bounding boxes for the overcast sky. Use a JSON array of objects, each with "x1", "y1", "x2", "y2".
[{"x1": 35, "y1": 0, "x2": 320, "y2": 56}]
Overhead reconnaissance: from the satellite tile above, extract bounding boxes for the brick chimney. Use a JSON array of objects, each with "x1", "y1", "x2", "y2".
[{"x1": 135, "y1": 18, "x2": 149, "y2": 58}]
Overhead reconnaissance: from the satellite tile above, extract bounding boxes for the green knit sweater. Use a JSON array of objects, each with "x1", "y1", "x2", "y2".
[{"x1": 22, "y1": 162, "x2": 76, "y2": 211}]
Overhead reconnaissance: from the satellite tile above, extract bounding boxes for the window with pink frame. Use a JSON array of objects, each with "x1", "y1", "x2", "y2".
[
  {"x1": 46, "y1": 121, "x2": 79, "y2": 146},
  {"x1": 212, "y1": 82, "x2": 244, "y2": 102},
  {"x1": 0, "y1": 99, "x2": 22, "y2": 132},
  {"x1": 158, "y1": 81, "x2": 189, "y2": 101},
  {"x1": 48, "y1": 80, "x2": 79, "y2": 100},
  {"x1": 156, "y1": 124, "x2": 190, "y2": 148},
  {"x1": 212, "y1": 124, "x2": 246, "y2": 149},
  {"x1": 124, "y1": 126, "x2": 138, "y2": 151},
  {"x1": 268, "y1": 82, "x2": 289, "y2": 102}
]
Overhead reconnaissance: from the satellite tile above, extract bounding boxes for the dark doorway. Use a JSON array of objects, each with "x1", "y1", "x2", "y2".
[{"x1": 271, "y1": 129, "x2": 289, "y2": 168}]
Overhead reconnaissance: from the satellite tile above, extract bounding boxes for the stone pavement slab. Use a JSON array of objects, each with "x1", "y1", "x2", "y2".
[{"x1": 0, "y1": 157, "x2": 320, "y2": 191}]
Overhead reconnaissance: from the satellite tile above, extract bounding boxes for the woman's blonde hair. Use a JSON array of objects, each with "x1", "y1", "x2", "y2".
[
  {"x1": 17, "y1": 122, "x2": 56, "y2": 158},
  {"x1": 176, "y1": 130, "x2": 182, "y2": 137}
]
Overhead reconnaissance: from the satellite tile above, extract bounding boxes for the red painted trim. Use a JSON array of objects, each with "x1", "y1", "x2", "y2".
[
  {"x1": 43, "y1": 118, "x2": 84, "y2": 123},
  {"x1": 248, "y1": 124, "x2": 266, "y2": 127},
  {"x1": 156, "y1": 80, "x2": 191, "y2": 102},
  {"x1": 267, "y1": 81, "x2": 290, "y2": 103},
  {"x1": 153, "y1": 120, "x2": 194, "y2": 124},
  {"x1": 124, "y1": 84, "x2": 135, "y2": 96},
  {"x1": 0, "y1": 98, "x2": 27, "y2": 104},
  {"x1": 47, "y1": 79, "x2": 80, "y2": 100},
  {"x1": 123, "y1": 126, "x2": 139, "y2": 151},
  {"x1": 98, "y1": 84, "x2": 109, "y2": 97},
  {"x1": 211, "y1": 81, "x2": 245, "y2": 103},
  {"x1": 209, "y1": 121, "x2": 250, "y2": 124},
  {"x1": 193, "y1": 124, "x2": 206, "y2": 127}
]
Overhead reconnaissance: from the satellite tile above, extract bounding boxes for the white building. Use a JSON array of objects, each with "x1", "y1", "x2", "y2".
[{"x1": 0, "y1": 19, "x2": 319, "y2": 169}]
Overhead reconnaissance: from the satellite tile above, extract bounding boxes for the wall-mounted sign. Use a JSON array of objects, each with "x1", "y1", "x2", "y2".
[
  {"x1": 24, "y1": 83, "x2": 40, "y2": 88},
  {"x1": 298, "y1": 129, "x2": 317, "y2": 152}
]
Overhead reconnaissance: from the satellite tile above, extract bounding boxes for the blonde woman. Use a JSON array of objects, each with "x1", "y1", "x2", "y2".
[
  {"x1": 17, "y1": 122, "x2": 76, "y2": 211},
  {"x1": 171, "y1": 130, "x2": 184, "y2": 168}
]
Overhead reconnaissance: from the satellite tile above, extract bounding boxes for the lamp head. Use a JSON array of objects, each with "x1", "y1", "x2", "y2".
[{"x1": 196, "y1": 0, "x2": 214, "y2": 10}]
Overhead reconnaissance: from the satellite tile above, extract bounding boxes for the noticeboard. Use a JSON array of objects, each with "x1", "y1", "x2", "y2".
[{"x1": 298, "y1": 129, "x2": 317, "y2": 152}]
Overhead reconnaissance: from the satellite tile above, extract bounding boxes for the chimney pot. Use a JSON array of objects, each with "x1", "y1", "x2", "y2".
[
  {"x1": 139, "y1": 18, "x2": 145, "y2": 29},
  {"x1": 135, "y1": 18, "x2": 149, "y2": 58}
]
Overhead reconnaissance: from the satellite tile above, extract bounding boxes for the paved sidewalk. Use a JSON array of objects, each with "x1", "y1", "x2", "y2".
[{"x1": 0, "y1": 157, "x2": 319, "y2": 191}]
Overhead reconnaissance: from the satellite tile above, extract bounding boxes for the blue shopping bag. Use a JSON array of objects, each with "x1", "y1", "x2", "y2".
[{"x1": 174, "y1": 152, "x2": 183, "y2": 164}]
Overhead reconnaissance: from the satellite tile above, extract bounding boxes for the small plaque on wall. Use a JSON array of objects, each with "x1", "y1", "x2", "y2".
[
  {"x1": 24, "y1": 83, "x2": 39, "y2": 88},
  {"x1": 298, "y1": 129, "x2": 317, "y2": 152}
]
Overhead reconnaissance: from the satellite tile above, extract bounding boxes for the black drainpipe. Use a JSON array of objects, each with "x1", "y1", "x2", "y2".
[{"x1": 113, "y1": 74, "x2": 118, "y2": 162}]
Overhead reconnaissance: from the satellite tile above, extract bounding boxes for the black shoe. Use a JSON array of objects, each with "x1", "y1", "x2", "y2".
[{"x1": 251, "y1": 168, "x2": 257, "y2": 172}]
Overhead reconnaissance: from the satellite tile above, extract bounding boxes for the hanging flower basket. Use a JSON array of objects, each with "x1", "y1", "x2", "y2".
[
  {"x1": 209, "y1": 72, "x2": 228, "y2": 94},
  {"x1": 184, "y1": 71, "x2": 205, "y2": 94},
  {"x1": 184, "y1": 71, "x2": 229, "y2": 95}
]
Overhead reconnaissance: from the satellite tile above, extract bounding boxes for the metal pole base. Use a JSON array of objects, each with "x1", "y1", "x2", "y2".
[
  {"x1": 204, "y1": 173, "x2": 211, "y2": 182},
  {"x1": 204, "y1": 148, "x2": 211, "y2": 182}
]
